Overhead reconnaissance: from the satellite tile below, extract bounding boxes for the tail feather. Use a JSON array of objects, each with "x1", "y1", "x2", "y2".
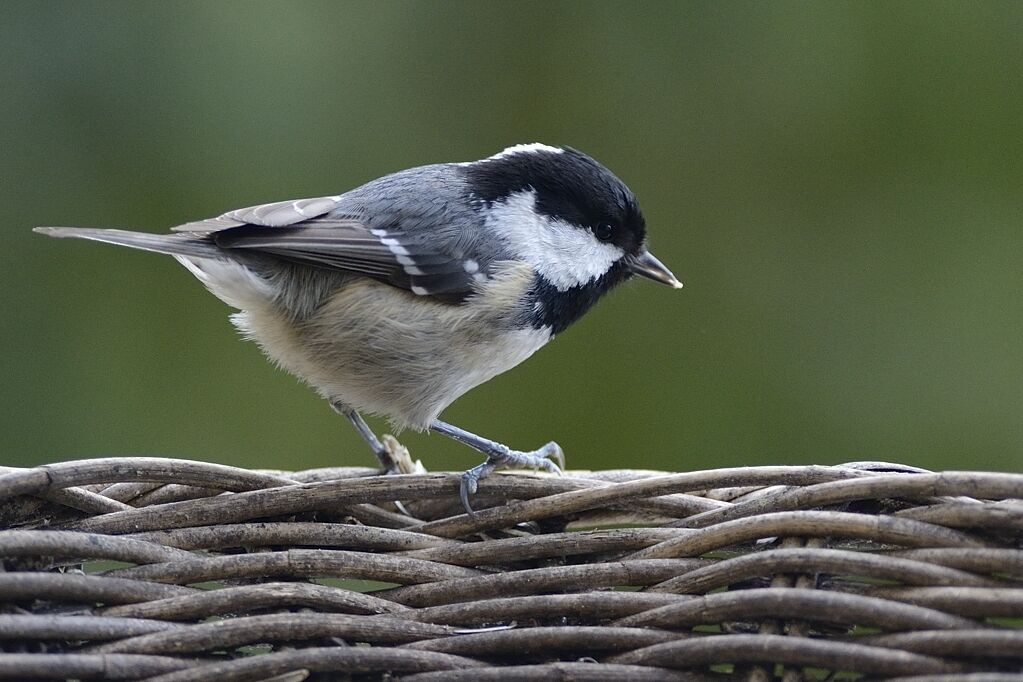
[{"x1": 34, "y1": 227, "x2": 222, "y2": 259}]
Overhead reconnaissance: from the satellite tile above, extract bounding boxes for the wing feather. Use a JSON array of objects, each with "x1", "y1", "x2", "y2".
[
  {"x1": 171, "y1": 196, "x2": 344, "y2": 232},
  {"x1": 172, "y1": 195, "x2": 485, "y2": 301},
  {"x1": 211, "y1": 221, "x2": 477, "y2": 301}
]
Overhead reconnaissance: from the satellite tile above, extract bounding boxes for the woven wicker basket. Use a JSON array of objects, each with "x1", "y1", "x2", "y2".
[{"x1": 0, "y1": 457, "x2": 1021, "y2": 680}]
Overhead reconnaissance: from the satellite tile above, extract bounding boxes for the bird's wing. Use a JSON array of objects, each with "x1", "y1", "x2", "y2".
[
  {"x1": 172, "y1": 196, "x2": 345, "y2": 231},
  {"x1": 173, "y1": 196, "x2": 486, "y2": 301}
]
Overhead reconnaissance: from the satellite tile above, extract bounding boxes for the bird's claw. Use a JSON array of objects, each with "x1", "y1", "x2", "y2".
[
  {"x1": 458, "y1": 441, "x2": 565, "y2": 515},
  {"x1": 541, "y1": 441, "x2": 566, "y2": 472}
]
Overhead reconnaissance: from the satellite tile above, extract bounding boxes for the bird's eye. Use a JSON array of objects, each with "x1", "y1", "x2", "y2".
[{"x1": 595, "y1": 223, "x2": 614, "y2": 242}]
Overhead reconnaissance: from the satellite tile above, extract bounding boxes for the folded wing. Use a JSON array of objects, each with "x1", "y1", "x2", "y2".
[{"x1": 177, "y1": 196, "x2": 484, "y2": 301}]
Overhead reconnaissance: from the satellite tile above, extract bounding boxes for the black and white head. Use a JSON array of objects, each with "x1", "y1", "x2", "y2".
[{"x1": 462, "y1": 143, "x2": 681, "y2": 331}]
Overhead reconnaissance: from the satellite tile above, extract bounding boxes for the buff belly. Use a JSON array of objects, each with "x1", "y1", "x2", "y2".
[{"x1": 224, "y1": 261, "x2": 551, "y2": 430}]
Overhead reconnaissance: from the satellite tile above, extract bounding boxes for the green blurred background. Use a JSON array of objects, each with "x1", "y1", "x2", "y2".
[{"x1": 2, "y1": 1, "x2": 1020, "y2": 475}]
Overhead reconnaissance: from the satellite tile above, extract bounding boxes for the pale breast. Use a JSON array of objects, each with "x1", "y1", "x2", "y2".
[{"x1": 236, "y1": 261, "x2": 551, "y2": 430}]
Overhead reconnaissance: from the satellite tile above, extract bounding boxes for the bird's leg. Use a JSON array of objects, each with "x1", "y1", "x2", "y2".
[
  {"x1": 331, "y1": 402, "x2": 419, "y2": 517},
  {"x1": 330, "y1": 401, "x2": 396, "y2": 473},
  {"x1": 429, "y1": 419, "x2": 565, "y2": 513}
]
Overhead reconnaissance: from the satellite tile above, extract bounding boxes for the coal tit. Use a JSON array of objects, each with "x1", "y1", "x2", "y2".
[{"x1": 36, "y1": 143, "x2": 682, "y2": 512}]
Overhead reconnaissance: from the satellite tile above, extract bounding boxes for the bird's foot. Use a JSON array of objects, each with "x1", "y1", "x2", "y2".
[{"x1": 459, "y1": 441, "x2": 564, "y2": 514}]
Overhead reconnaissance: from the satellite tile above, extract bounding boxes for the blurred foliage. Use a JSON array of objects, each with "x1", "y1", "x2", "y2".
[{"x1": 1, "y1": 1, "x2": 1021, "y2": 474}]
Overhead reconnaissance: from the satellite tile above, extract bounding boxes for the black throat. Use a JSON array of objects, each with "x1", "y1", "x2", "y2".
[{"x1": 525, "y1": 261, "x2": 631, "y2": 335}]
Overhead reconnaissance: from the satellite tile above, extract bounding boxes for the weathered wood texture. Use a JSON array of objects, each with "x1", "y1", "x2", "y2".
[{"x1": 0, "y1": 458, "x2": 1020, "y2": 680}]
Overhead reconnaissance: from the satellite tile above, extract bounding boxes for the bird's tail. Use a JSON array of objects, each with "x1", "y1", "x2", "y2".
[{"x1": 34, "y1": 227, "x2": 222, "y2": 259}]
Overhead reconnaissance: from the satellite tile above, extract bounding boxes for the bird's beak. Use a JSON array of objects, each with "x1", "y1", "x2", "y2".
[{"x1": 627, "y1": 250, "x2": 683, "y2": 289}]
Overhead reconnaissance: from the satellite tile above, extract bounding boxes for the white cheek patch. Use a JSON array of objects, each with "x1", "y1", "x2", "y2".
[{"x1": 484, "y1": 190, "x2": 624, "y2": 291}]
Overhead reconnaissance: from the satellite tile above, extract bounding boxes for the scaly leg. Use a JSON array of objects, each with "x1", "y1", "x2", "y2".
[
  {"x1": 429, "y1": 419, "x2": 564, "y2": 513},
  {"x1": 330, "y1": 401, "x2": 394, "y2": 472}
]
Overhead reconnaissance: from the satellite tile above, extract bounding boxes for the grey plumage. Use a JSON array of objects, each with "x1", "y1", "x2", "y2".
[
  {"x1": 35, "y1": 144, "x2": 681, "y2": 510},
  {"x1": 35, "y1": 163, "x2": 540, "y2": 430}
]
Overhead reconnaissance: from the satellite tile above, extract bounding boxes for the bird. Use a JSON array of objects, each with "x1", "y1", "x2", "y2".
[{"x1": 35, "y1": 143, "x2": 682, "y2": 512}]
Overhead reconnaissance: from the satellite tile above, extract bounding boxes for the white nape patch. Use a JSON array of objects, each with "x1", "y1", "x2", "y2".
[
  {"x1": 487, "y1": 143, "x2": 564, "y2": 161},
  {"x1": 484, "y1": 190, "x2": 624, "y2": 291},
  {"x1": 463, "y1": 259, "x2": 479, "y2": 273}
]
